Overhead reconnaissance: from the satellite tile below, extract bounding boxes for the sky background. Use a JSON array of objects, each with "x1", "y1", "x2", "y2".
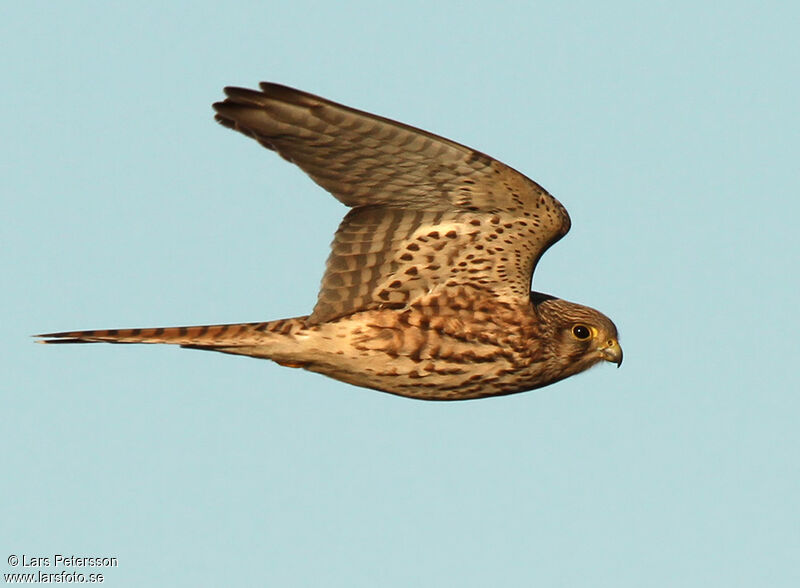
[{"x1": 3, "y1": 1, "x2": 799, "y2": 586}]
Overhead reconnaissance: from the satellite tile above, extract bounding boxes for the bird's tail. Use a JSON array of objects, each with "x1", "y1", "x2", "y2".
[
  {"x1": 36, "y1": 322, "x2": 268, "y2": 345},
  {"x1": 34, "y1": 318, "x2": 309, "y2": 362}
]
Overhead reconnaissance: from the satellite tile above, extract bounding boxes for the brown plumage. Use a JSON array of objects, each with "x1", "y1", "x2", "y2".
[{"x1": 37, "y1": 82, "x2": 622, "y2": 401}]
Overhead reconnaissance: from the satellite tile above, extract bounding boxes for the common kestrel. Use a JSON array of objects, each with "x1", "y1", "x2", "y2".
[{"x1": 38, "y1": 83, "x2": 622, "y2": 400}]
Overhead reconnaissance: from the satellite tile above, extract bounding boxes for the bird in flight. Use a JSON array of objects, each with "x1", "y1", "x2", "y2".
[{"x1": 38, "y1": 82, "x2": 622, "y2": 400}]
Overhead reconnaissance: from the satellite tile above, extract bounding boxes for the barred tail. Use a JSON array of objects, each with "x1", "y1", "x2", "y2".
[
  {"x1": 36, "y1": 321, "x2": 275, "y2": 347},
  {"x1": 35, "y1": 317, "x2": 313, "y2": 367}
]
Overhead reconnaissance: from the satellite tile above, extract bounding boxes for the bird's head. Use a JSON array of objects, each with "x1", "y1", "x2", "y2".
[{"x1": 531, "y1": 293, "x2": 622, "y2": 376}]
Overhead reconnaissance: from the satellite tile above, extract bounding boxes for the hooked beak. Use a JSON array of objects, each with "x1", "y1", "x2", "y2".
[{"x1": 599, "y1": 339, "x2": 623, "y2": 367}]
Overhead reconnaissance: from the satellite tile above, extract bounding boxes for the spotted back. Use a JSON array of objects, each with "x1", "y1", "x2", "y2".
[{"x1": 213, "y1": 83, "x2": 571, "y2": 322}]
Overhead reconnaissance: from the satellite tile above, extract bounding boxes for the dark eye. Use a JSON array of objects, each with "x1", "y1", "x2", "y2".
[{"x1": 572, "y1": 325, "x2": 591, "y2": 340}]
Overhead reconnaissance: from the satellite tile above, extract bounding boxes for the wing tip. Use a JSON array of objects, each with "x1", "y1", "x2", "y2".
[{"x1": 214, "y1": 83, "x2": 321, "y2": 113}]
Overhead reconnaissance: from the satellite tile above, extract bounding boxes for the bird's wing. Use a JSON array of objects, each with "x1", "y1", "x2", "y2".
[{"x1": 213, "y1": 83, "x2": 571, "y2": 323}]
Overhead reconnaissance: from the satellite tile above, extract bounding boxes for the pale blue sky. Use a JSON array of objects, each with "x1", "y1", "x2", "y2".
[{"x1": 3, "y1": 1, "x2": 799, "y2": 586}]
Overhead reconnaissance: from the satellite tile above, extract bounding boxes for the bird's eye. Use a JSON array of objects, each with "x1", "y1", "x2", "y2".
[{"x1": 572, "y1": 325, "x2": 591, "y2": 340}]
